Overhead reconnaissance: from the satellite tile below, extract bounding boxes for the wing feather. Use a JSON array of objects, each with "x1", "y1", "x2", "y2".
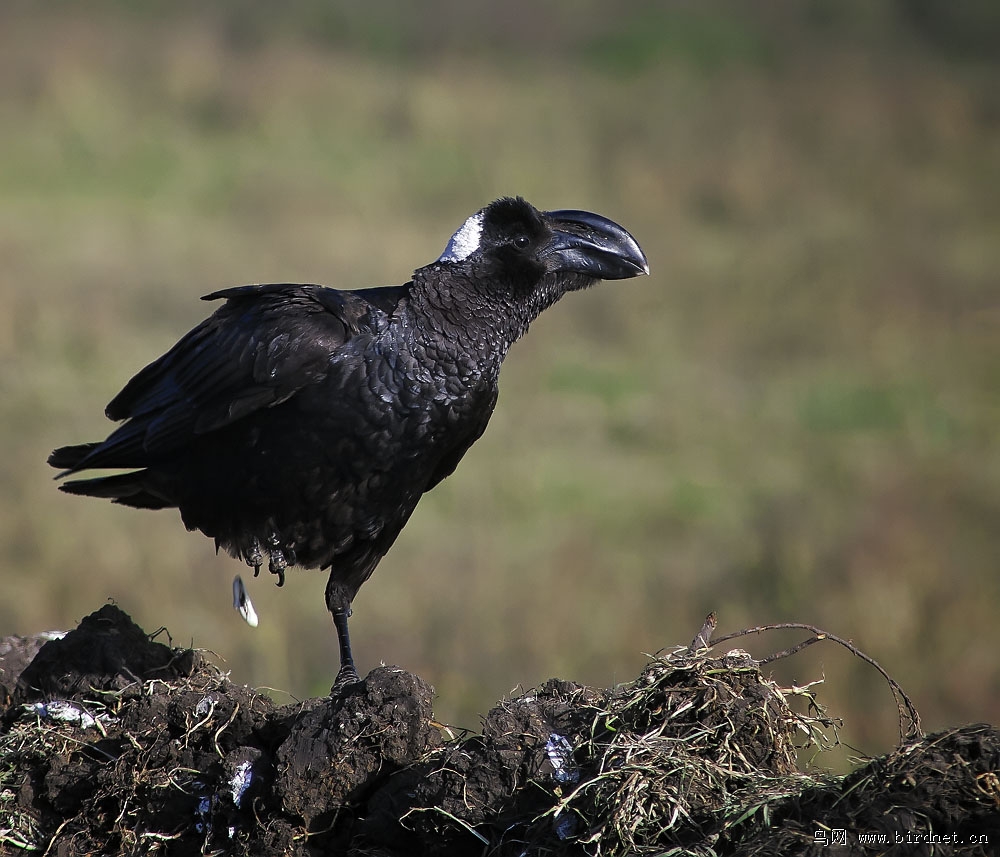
[{"x1": 60, "y1": 284, "x2": 403, "y2": 473}]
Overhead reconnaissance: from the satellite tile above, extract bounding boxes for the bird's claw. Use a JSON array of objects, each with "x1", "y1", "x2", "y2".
[
  {"x1": 246, "y1": 540, "x2": 264, "y2": 577},
  {"x1": 268, "y1": 552, "x2": 286, "y2": 587},
  {"x1": 244, "y1": 536, "x2": 296, "y2": 586},
  {"x1": 266, "y1": 535, "x2": 295, "y2": 587}
]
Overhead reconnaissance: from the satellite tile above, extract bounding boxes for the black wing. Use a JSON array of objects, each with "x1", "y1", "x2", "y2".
[{"x1": 52, "y1": 284, "x2": 406, "y2": 474}]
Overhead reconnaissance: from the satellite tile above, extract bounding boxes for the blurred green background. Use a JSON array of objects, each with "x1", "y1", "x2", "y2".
[{"x1": 3, "y1": 0, "x2": 998, "y2": 763}]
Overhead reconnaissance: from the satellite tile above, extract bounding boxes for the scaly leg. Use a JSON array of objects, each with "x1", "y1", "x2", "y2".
[{"x1": 326, "y1": 572, "x2": 361, "y2": 692}]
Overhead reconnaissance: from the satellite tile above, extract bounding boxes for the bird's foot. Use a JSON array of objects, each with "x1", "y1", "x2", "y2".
[
  {"x1": 330, "y1": 664, "x2": 362, "y2": 696},
  {"x1": 268, "y1": 553, "x2": 286, "y2": 587},
  {"x1": 246, "y1": 540, "x2": 264, "y2": 577},
  {"x1": 266, "y1": 535, "x2": 296, "y2": 587}
]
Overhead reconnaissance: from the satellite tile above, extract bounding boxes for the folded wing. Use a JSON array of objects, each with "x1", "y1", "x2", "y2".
[{"x1": 50, "y1": 284, "x2": 393, "y2": 475}]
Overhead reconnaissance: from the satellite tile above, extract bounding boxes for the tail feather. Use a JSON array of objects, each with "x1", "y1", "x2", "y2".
[
  {"x1": 48, "y1": 443, "x2": 101, "y2": 473},
  {"x1": 49, "y1": 422, "x2": 148, "y2": 474},
  {"x1": 59, "y1": 472, "x2": 173, "y2": 510}
]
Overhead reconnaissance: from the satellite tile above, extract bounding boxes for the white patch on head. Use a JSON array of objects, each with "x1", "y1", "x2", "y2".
[{"x1": 438, "y1": 211, "x2": 484, "y2": 262}]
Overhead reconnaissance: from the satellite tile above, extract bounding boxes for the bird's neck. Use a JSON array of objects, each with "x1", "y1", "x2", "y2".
[{"x1": 404, "y1": 265, "x2": 543, "y2": 370}]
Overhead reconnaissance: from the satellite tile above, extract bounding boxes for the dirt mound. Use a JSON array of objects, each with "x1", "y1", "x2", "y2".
[{"x1": 1, "y1": 605, "x2": 998, "y2": 856}]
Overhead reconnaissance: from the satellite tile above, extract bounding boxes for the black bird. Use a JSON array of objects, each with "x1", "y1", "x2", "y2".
[{"x1": 49, "y1": 197, "x2": 649, "y2": 689}]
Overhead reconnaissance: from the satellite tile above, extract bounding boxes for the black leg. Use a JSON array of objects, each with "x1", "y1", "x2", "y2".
[
  {"x1": 326, "y1": 571, "x2": 361, "y2": 693},
  {"x1": 331, "y1": 608, "x2": 360, "y2": 691}
]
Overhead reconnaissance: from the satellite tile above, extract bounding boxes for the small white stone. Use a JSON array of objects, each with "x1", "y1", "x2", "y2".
[
  {"x1": 546, "y1": 733, "x2": 579, "y2": 784},
  {"x1": 195, "y1": 695, "x2": 217, "y2": 718},
  {"x1": 230, "y1": 760, "x2": 254, "y2": 807},
  {"x1": 31, "y1": 700, "x2": 98, "y2": 729}
]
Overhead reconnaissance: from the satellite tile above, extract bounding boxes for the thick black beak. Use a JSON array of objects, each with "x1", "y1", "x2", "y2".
[{"x1": 542, "y1": 209, "x2": 649, "y2": 280}]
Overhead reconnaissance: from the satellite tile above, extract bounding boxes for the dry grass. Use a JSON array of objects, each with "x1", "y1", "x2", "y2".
[{"x1": 530, "y1": 648, "x2": 838, "y2": 855}]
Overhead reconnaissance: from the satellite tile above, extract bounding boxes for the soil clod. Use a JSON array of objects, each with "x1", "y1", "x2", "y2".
[{"x1": 1, "y1": 605, "x2": 997, "y2": 856}]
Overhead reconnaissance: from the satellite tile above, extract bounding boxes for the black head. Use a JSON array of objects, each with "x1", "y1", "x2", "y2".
[{"x1": 438, "y1": 197, "x2": 649, "y2": 286}]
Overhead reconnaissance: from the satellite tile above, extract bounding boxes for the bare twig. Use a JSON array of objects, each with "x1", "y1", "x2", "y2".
[{"x1": 709, "y1": 621, "x2": 921, "y2": 741}]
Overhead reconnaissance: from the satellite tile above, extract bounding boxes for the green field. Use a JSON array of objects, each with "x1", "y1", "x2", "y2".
[{"x1": 2, "y1": 2, "x2": 998, "y2": 764}]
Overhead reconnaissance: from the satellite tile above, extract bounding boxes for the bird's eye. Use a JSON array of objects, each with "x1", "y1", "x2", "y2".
[{"x1": 513, "y1": 234, "x2": 530, "y2": 250}]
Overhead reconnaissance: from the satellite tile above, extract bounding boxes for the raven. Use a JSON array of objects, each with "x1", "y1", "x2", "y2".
[{"x1": 49, "y1": 197, "x2": 649, "y2": 689}]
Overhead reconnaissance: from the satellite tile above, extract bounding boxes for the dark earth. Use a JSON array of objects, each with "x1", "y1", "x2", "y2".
[{"x1": 1, "y1": 605, "x2": 998, "y2": 856}]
